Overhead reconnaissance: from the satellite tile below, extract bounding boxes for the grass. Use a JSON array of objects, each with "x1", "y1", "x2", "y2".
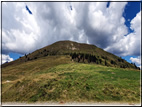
[{"x1": 2, "y1": 56, "x2": 140, "y2": 104}]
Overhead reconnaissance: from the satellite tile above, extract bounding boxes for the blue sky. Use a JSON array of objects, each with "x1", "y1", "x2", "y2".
[
  {"x1": 9, "y1": 52, "x2": 23, "y2": 61},
  {"x1": 122, "y1": 55, "x2": 138, "y2": 63},
  {"x1": 2, "y1": 2, "x2": 141, "y2": 68},
  {"x1": 123, "y1": 2, "x2": 141, "y2": 34}
]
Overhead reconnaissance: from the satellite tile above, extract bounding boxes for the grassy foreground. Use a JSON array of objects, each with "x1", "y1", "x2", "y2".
[{"x1": 2, "y1": 56, "x2": 140, "y2": 104}]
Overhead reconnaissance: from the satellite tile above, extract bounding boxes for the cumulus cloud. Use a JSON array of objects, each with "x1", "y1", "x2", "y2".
[
  {"x1": 105, "y1": 11, "x2": 141, "y2": 56},
  {"x1": 2, "y1": 2, "x2": 141, "y2": 59},
  {"x1": 130, "y1": 56, "x2": 141, "y2": 67},
  {"x1": 0, "y1": 54, "x2": 13, "y2": 64},
  {"x1": 2, "y1": 2, "x2": 40, "y2": 55}
]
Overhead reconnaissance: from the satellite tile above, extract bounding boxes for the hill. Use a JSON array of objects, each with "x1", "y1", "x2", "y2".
[
  {"x1": 1, "y1": 40, "x2": 140, "y2": 104},
  {"x1": 2, "y1": 40, "x2": 139, "y2": 69}
]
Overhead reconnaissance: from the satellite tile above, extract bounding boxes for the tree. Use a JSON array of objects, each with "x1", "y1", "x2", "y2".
[
  {"x1": 133, "y1": 63, "x2": 137, "y2": 68},
  {"x1": 78, "y1": 57, "x2": 80, "y2": 62},
  {"x1": 25, "y1": 54, "x2": 27, "y2": 58},
  {"x1": 96, "y1": 60, "x2": 98, "y2": 64},
  {"x1": 34, "y1": 57, "x2": 37, "y2": 59},
  {"x1": 118, "y1": 58, "x2": 121, "y2": 62},
  {"x1": 93, "y1": 55, "x2": 97, "y2": 63},
  {"x1": 72, "y1": 53, "x2": 76, "y2": 59},
  {"x1": 105, "y1": 60, "x2": 107, "y2": 66},
  {"x1": 111, "y1": 60, "x2": 114, "y2": 64},
  {"x1": 85, "y1": 54, "x2": 89, "y2": 60},
  {"x1": 27, "y1": 57, "x2": 30, "y2": 61},
  {"x1": 88, "y1": 54, "x2": 91, "y2": 63},
  {"x1": 99, "y1": 59, "x2": 102, "y2": 64},
  {"x1": 80, "y1": 53, "x2": 83, "y2": 60},
  {"x1": 101, "y1": 56, "x2": 105, "y2": 59},
  {"x1": 82, "y1": 55, "x2": 85, "y2": 63},
  {"x1": 70, "y1": 53, "x2": 73, "y2": 57}
]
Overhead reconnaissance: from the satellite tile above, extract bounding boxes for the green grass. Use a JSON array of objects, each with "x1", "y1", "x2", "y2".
[{"x1": 2, "y1": 59, "x2": 140, "y2": 103}]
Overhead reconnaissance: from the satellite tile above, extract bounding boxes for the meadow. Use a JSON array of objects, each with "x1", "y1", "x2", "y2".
[{"x1": 2, "y1": 55, "x2": 140, "y2": 104}]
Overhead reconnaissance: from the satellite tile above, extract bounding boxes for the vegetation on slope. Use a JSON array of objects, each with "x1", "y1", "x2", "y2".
[
  {"x1": 2, "y1": 55, "x2": 140, "y2": 103},
  {"x1": 2, "y1": 41, "x2": 140, "y2": 104}
]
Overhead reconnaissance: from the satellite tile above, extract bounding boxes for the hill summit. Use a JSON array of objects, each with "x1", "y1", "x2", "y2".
[{"x1": 2, "y1": 40, "x2": 139, "y2": 70}]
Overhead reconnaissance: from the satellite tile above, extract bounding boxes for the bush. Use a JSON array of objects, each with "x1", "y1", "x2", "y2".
[{"x1": 34, "y1": 57, "x2": 37, "y2": 59}]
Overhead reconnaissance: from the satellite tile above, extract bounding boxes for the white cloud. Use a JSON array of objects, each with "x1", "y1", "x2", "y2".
[
  {"x1": 86, "y1": 2, "x2": 128, "y2": 48},
  {"x1": 0, "y1": 54, "x2": 13, "y2": 64},
  {"x1": 2, "y1": 2, "x2": 41, "y2": 54},
  {"x1": 2, "y1": 2, "x2": 141, "y2": 59},
  {"x1": 105, "y1": 11, "x2": 141, "y2": 56},
  {"x1": 130, "y1": 56, "x2": 141, "y2": 67}
]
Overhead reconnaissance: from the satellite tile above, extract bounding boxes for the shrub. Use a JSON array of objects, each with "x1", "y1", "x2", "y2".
[{"x1": 34, "y1": 57, "x2": 37, "y2": 59}]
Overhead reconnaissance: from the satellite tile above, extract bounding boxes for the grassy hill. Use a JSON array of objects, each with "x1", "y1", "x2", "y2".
[
  {"x1": 2, "y1": 40, "x2": 141, "y2": 104},
  {"x1": 2, "y1": 40, "x2": 140, "y2": 70}
]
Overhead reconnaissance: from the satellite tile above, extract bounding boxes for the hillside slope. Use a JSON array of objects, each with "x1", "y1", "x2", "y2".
[
  {"x1": 2, "y1": 56, "x2": 140, "y2": 103},
  {"x1": 2, "y1": 40, "x2": 140, "y2": 104}
]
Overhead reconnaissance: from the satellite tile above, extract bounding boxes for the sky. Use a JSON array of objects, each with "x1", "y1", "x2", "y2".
[{"x1": 1, "y1": 1, "x2": 141, "y2": 68}]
